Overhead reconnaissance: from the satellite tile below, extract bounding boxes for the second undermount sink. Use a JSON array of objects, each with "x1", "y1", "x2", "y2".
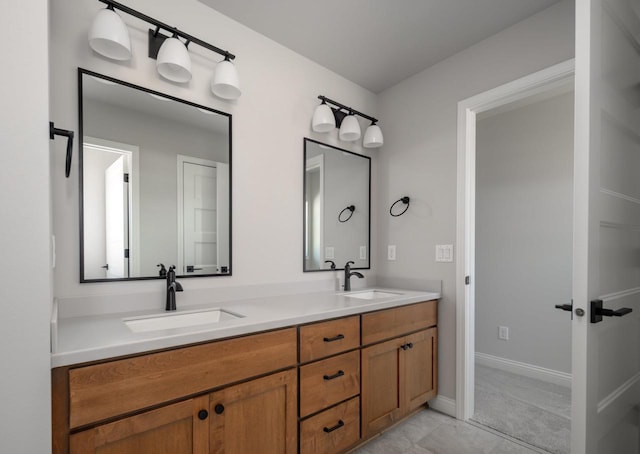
[
  {"x1": 345, "y1": 290, "x2": 403, "y2": 300},
  {"x1": 124, "y1": 308, "x2": 244, "y2": 333}
]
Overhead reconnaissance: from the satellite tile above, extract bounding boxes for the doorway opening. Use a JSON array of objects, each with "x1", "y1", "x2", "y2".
[{"x1": 456, "y1": 60, "x2": 575, "y2": 453}]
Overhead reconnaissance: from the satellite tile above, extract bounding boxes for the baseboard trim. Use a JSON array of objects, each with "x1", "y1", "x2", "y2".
[
  {"x1": 429, "y1": 395, "x2": 456, "y2": 417},
  {"x1": 475, "y1": 352, "x2": 571, "y2": 388}
]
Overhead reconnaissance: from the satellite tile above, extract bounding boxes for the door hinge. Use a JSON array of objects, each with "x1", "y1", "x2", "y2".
[
  {"x1": 465, "y1": 276, "x2": 470, "y2": 285},
  {"x1": 124, "y1": 173, "x2": 129, "y2": 183},
  {"x1": 124, "y1": 248, "x2": 129, "y2": 258}
]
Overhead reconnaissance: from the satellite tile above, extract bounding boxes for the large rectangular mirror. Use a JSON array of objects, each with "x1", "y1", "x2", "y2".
[
  {"x1": 304, "y1": 138, "x2": 371, "y2": 271},
  {"x1": 79, "y1": 69, "x2": 232, "y2": 282}
]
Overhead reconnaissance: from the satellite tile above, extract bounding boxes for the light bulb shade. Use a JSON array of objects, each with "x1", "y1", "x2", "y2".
[
  {"x1": 156, "y1": 37, "x2": 192, "y2": 83},
  {"x1": 88, "y1": 8, "x2": 132, "y2": 61},
  {"x1": 211, "y1": 60, "x2": 241, "y2": 99},
  {"x1": 312, "y1": 103, "x2": 336, "y2": 132},
  {"x1": 339, "y1": 114, "x2": 361, "y2": 141},
  {"x1": 363, "y1": 124, "x2": 384, "y2": 148}
]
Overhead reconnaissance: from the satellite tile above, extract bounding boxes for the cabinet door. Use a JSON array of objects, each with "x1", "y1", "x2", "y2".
[
  {"x1": 69, "y1": 396, "x2": 209, "y2": 454},
  {"x1": 209, "y1": 369, "x2": 297, "y2": 454},
  {"x1": 360, "y1": 337, "x2": 404, "y2": 439},
  {"x1": 403, "y1": 328, "x2": 438, "y2": 412}
]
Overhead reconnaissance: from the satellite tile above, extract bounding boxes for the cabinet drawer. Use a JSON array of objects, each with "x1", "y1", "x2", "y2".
[
  {"x1": 361, "y1": 300, "x2": 437, "y2": 345},
  {"x1": 68, "y1": 328, "x2": 297, "y2": 429},
  {"x1": 300, "y1": 397, "x2": 360, "y2": 454},
  {"x1": 299, "y1": 316, "x2": 360, "y2": 363},
  {"x1": 299, "y1": 351, "x2": 360, "y2": 417}
]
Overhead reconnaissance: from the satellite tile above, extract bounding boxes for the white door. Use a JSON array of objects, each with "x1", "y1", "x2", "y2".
[
  {"x1": 182, "y1": 161, "x2": 218, "y2": 274},
  {"x1": 572, "y1": 0, "x2": 640, "y2": 452},
  {"x1": 104, "y1": 155, "x2": 128, "y2": 278}
]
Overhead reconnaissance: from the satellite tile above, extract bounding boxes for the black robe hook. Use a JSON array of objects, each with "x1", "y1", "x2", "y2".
[{"x1": 49, "y1": 122, "x2": 74, "y2": 178}]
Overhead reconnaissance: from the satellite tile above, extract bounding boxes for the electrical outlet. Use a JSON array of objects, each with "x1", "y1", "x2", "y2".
[
  {"x1": 359, "y1": 246, "x2": 367, "y2": 260},
  {"x1": 388, "y1": 245, "x2": 396, "y2": 261},
  {"x1": 498, "y1": 326, "x2": 509, "y2": 340}
]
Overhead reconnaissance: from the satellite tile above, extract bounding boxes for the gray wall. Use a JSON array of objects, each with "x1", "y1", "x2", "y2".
[
  {"x1": 49, "y1": 0, "x2": 378, "y2": 299},
  {"x1": 476, "y1": 92, "x2": 574, "y2": 373},
  {"x1": 376, "y1": 0, "x2": 575, "y2": 399},
  {"x1": 0, "y1": 0, "x2": 52, "y2": 451}
]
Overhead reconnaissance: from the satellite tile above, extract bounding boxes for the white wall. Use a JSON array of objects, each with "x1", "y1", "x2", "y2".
[
  {"x1": 0, "y1": 1, "x2": 52, "y2": 452},
  {"x1": 376, "y1": 0, "x2": 575, "y2": 400},
  {"x1": 476, "y1": 92, "x2": 574, "y2": 373},
  {"x1": 49, "y1": 0, "x2": 378, "y2": 299}
]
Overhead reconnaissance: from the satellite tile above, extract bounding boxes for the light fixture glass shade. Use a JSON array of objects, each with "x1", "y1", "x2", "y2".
[
  {"x1": 211, "y1": 60, "x2": 241, "y2": 99},
  {"x1": 88, "y1": 8, "x2": 132, "y2": 61},
  {"x1": 156, "y1": 37, "x2": 192, "y2": 83},
  {"x1": 312, "y1": 103, "x2": 335, "y2": 132},
  {"x1": 339, "y1": 114, "x2": 361, "y2": 141},
  {"x1": 363, "y1": 124, "x2": 384, "y2": 148}
]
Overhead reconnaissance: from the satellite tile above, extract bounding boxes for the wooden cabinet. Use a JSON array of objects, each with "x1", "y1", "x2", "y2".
[
  {"x1": 53, "y1": 328, "x2": 297, "y2": 454},
  {"x1": 53, "y1": 300, "x2": 438, "y2": 454},
  {"x1": 209, "y1": 370, "x2": 297, "y2": 454},
  {"x1": 69, "y1": 396, "x2": 209, "y2": 454},
  {"x1": 360, "y1": 301, "x2": 438, "y2": 440}
]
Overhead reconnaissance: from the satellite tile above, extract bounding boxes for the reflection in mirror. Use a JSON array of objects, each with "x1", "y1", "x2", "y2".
[
  {"x1": 79, "y1": 69, "x2": 232, "y2": 282},
  {"x1": 304, "y1": 138, "x2": 370, "y2": 272}
]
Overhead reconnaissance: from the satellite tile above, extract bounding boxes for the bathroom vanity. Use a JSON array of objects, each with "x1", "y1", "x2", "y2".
[{"x1": 51, "y1": 290, "x2": 438, "y2": 454}]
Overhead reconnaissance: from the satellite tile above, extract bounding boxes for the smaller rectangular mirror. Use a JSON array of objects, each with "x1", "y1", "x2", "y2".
[{"x1": 304, "y1": 138, "x2": 371, "y2": 271}]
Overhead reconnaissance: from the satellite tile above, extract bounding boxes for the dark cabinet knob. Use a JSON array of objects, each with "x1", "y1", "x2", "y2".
[
  {"x1": 407, "y1": 342, "x2": 413, "y2": 349},
  {"x1": 198, "y1": 409, "x2": 208, "y2": 420},
  {"x1": 214, "y1": 404, "x2": 225, "y2": 414}
]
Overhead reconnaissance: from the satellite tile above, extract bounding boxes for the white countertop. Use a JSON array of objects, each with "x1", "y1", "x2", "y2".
[{"x1": 51, "y1": 288, "x2": 440, "y2": 368}]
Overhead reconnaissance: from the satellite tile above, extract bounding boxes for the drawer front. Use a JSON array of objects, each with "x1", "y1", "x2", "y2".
[
  {"x1": 300, "y1": 397, "x2": 360, "y2": 454},
  {"x1": 299, "y1": 316, "x2": 360, "y2": 363},
  {"x1": 361, "y1": 300, "x2": 437, "y2": 345},
  {"x1": 69, "y1": 328, "x2": 297, "y2": 429},
  {"x1": 299, "y1": 351, "x2": 360, "y2": 417}
]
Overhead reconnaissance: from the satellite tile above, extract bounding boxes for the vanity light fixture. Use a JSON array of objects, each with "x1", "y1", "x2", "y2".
[
  {"x1": 313, "y1": 96, "x2": 383, "y2": 148},
  {"x1": 155, "y1": 33, "x2": 192, "y2": 83},
  {"x1": 88, "y1": 4, "x2": 132, "y2": 60},
  {"x1": 89, "y1": 0, "x2": 240, "y2": 98}
]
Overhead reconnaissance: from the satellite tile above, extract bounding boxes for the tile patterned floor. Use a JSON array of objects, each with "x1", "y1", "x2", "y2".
[{"x1": 352, "y1": 409, "x2": 541, "y2": 454}]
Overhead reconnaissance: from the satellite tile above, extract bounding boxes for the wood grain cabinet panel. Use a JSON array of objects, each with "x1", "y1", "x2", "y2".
[
  {"x1": 300, "y1": 397, "x2": 360, "y2": 454},
  {"x1": 361, "y1": 327, "x2": 438, "y2": 439},
  {"x1": 361, "y1": 300, "x2": 437, "y2": 345},
  {"x1": 404, "y1": 328, "x2": 438, "y2": 412},
  {"x1": 69, "y1": 395, "x2": 209, "y2": 454},
  {"x1": 299, "y1": 316, "x2": 360, "y2": 363},
  {"x1": 209, "y1": 369, "x2": 297, "y2": 454},
  {"x1": 68, "y1": 328, "x2": 296, "y2": 428},
  {"x1": 360, "y1": 337, "x2": 404, "y2": 438},
  {"x1": 299, "y1": 351, "x2": 360, "y2": 417}
]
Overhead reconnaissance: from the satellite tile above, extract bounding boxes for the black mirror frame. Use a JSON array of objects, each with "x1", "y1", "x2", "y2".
[
  {"x1": 78, "y1": 68, "x2": 233, "y2": 282},
  {"x1": 303, "y1": 137, "x2": 371, "y2": 272}
]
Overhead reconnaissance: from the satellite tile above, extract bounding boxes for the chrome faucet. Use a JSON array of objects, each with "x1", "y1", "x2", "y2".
[
  {"x1": 343, "y1": 261, "x2": 364, "y2": 291},
  {"x1": 165, "y1": 265, "x2": 183, "y2": 311}
]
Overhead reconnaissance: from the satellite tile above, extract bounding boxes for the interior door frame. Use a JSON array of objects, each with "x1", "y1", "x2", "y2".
[{"x1": 455, "y1": 59, "x2": 575, "y2": 420}]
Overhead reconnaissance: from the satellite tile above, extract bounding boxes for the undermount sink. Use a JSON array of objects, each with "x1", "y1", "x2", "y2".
[
  {"x1": 124, "y1": 308, "x2": 244, "y2": 333},
  {"x1": 344, "y1": 290, "x2": 403, "y2": 300}
]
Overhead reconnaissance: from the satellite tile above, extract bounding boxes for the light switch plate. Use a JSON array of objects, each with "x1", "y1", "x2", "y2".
[
  {"x1": 325, "y1": 246, "x2": 334, "y2": 259},
  {"x1": 359, "y1": 246, "x2": 367, "y2": 260},
  {"x1": 388, "y1": 245, "x2": 396, "y2": 261},
  {"x1": 435, "y1": 244, "x2": 454, "y2": 262}
]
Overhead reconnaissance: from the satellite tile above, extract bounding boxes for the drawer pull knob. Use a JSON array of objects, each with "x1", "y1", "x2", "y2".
[
  {"x1": 198, "y1": 409, "x2": 209, "y2": 420},
  {"x1": 323, "y1": 420, "x2": 345, "y2": 433},
  {"x1": 323, "y1": 334, "x2": 345, "y2": 343},
  {"x1": 407, "y1": 342, "x2": 414, "y2": 349},
  {"x1": 323, "y1": 370, "x2": 345, "y2": 381},
  {"x1": 214, "y1": 404, "x2": 225, "y2": 415}
]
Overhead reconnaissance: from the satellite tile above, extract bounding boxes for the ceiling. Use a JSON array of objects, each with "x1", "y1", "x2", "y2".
[{"x1": 198, "y1": 0, "x2": 562, "y2": 93}]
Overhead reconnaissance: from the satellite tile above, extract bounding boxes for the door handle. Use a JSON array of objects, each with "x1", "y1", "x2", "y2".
[
  {"x1": 101, "y1": 264, "x2": 109, "y2": 270},
  {"x1": 554, "y1": 304, "x2": 572, "y2": 312},
  {"x1": 591, "y1": 299, "x2": 633, "y2": 323}
]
